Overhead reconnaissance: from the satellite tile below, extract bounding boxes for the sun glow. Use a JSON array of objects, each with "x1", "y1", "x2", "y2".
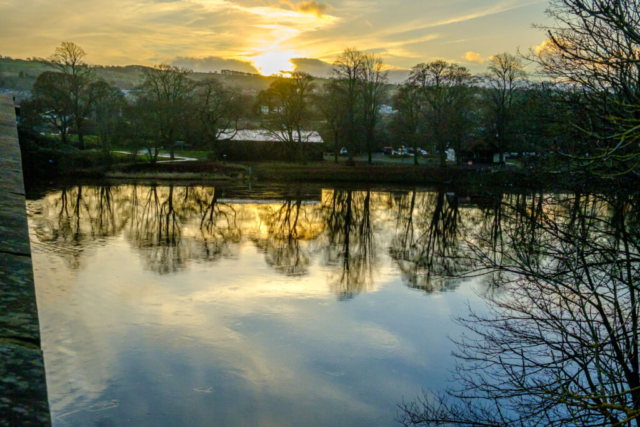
[{"x1": 252, "y1": 50, "x2": 297, "y2": 76}]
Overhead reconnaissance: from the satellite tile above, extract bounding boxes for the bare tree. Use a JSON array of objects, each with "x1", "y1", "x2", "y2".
[
  {"x1": 485, "y1": 53, "x2": 527, "y2": 163},
  {"x1": 32, "y1": 71, "x2": 73, "y2": 144},
  {"x1": 399, "y1": 191, "x2": 640, "y2": 426},
  {"x1": 409, "y1": 61, "x2": 475, "y2": 167},
  {"x1": 259, "y1": 72, "x2": 316, "y2": 162},
  {"x1": 48, "y1": 42, "x2": 94, "y2": 149},
  {"x1": 361, "y1": 53, "x2": 389, "y2": 164},
  {"x1": 194, "y1": 79, "x2": 243, "y2": 160},
  {"x1": 317, "y1": 80, "x2": 346, "y2": 163},
  {"x1": 90, "y1": 80, "x2": 126, "y2": 154},
  {"x1": 533, "y1": 0, "x2": 640, "y2": 176},
  {"x1": 332, "y1": 48, "x2": 366, "y2": 163},
  {"x1": 393, "y1": 84, "x2": 423, "y2": 165},
  {"x1": 140, "y1": 64, "x2": 195, "y2": 160}
]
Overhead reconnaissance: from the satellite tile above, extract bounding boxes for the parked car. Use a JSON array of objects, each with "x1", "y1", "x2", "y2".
[
  {"x1": 340, "y1": 147, "x2": 348, "y2": 155},
  {"x1": 383, "y1": 146, "x2": 393, "y2": 155}
]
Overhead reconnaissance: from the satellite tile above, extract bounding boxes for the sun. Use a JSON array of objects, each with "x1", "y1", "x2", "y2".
[{"x1": 252, "y1": 51, "x2": 296, "y2": 76}]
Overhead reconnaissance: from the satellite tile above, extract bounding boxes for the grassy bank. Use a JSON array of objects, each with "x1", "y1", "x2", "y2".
[
  {"x1": 248, "y1": 161, "x2": 533, "y2": 187},
  {"x1": 20, "y1": 133, "x2": 612, "y2": 190}
]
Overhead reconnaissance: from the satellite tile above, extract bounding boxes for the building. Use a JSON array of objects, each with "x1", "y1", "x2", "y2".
[
  {"x1": 219, "y1": 130, "x2": 324, "y2": 144},
  {"x1": 215, "y1": 129, "x2": 325, "y2": 161}
]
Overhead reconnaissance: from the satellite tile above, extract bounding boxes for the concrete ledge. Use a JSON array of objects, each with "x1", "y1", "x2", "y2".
[
  {"x1": 0, "y1": 343, "x2": 49, "y2": 427},
  {"x1": 0, "y1": 94, "x2": 51, "y2": 426}
]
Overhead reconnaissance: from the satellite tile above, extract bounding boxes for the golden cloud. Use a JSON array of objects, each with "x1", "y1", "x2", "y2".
[
  {"x1": 280, "y1": 0, "x2": 332, "y2": 17},
  {"x1": 464, "y1": 51, "x2": 486, "y2": 63},
  {"x1": 534, "y1": 39, "x2": 555, "y2": 55}
]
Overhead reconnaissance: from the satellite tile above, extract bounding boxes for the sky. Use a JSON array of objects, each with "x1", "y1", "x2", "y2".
[{"x1": 0, "y1": 0, "x2": 552, "y2": 76}]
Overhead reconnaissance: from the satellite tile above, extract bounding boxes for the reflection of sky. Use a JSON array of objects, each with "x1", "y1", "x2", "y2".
[{"x1": 29, "y1": 187, "x2": 486, "y2": 426}]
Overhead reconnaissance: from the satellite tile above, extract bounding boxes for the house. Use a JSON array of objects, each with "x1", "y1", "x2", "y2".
[
  {"x1": 460, "y1": 141, "x2": 501, "y2": 164},
  {"x1": 215, "y1": 129, "x2": 324, "y2": 161},
  {"x1": 378, "y1": 104, "x2": 397, "y2": 115},
  {"x1": 218, "y1": 130, "x2": 324, "y2": 144}
]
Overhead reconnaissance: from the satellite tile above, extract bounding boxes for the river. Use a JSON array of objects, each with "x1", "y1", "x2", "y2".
[{"x1": 26, "y1": 182, "x2": 528, "y2": 426}]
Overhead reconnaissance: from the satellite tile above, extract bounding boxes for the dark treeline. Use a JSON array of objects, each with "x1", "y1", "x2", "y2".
[{"x1": 18, "y1": 44, "x2": 550, "y2": 168}]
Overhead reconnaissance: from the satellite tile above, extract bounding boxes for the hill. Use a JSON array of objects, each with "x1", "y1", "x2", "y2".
[{"x1": 0, "y1": 57, "x2": 330, "y2": 97}]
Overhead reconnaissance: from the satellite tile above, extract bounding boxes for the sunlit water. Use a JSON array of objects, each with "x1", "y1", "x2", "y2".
[{"x1": 27, "y1": 183, "x2": 489, "y2": 426}]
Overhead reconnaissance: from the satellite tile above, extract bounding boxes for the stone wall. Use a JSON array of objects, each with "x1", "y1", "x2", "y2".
[{"x1": 0, "y1": 94, "x2": 51, "y2": 426}]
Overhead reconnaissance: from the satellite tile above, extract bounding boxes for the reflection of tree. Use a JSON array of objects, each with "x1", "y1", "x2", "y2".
[
  {"x1": 400, "y1": 191, "x2": 640, "y2": 426},
  {"x1": 389, "y1": 190, "x2": 466, "y2": 292},
  {"x1": 29, "y1": 185, "x2": 127, "y2": 270},
  {"x1": 30, "y1": 185, "x2": 245, "y2": 274},
  {"x1": 128, "y1": 185, "x2": 186, "y2": 274},
  {"x1": 254, "y1": 196, "x2": 322, "y2": 276},
  {"x1": 321, "y1": 190, "x2": 377, "y2": 300},
  {"x1": 197, "y1": 188, "x2": 241, "y2": 262}
]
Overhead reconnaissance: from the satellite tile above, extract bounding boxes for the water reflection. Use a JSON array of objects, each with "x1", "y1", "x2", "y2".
[
  {"x1": 398, "y1": 190, "x2": 640, "y2": 425},
  {"x1": 33, "y1": 185, "x2": 454, "y2": 298},
  {"x1": 320, "y1": 190, "x2": 377, "y2": 299},
  {"x1": 389, "y1": 190, "x2": 467, "y2": 292},
  {"x1": 253, "y1": 196, "x2": 319, "y2": 277},
  {"x1": 30, "y1": 183, "x2": 561, "y2": 427}
]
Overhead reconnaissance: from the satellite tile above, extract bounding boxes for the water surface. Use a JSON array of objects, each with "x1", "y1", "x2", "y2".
[{"x1": 27, "y1": 183, "x2": 489, "y2": 426}]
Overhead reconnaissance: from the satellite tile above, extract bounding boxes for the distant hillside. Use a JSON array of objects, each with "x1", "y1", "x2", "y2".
[{"x1": 0, "y1": 57, "x2": 328, "y2": 96}]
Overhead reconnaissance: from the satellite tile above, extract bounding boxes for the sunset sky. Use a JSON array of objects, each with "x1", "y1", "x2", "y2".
[{"x1": 0, "y1": 0, "x2": 551, "y2": 76}]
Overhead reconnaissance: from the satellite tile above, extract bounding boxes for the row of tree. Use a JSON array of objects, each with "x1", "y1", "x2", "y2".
[
  {"x1": 23, "y1": 43, "x2": 251, "y2": 162},
  {"x1": 22, "y1": 42, "x2": 557, "y2": 167}
]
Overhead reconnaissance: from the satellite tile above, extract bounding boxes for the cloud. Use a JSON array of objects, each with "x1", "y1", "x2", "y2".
[
  {"x1": 280, "y1": 0, "x2": 332, "y2": 17},
  {"x1": 534, "y1": 39, "x2": 555, "y2": 55},
  {"x1": 290, "y1": 57, "x2": 332, "y2": 76},
  {"x1": 386, "y1": 69, "x2": 411, "y2": 84},
  {"x1": 0, "y1": 0, "x2": 552, "y2": 74},
  {"x1": 464, "y1": 51, "x2": 486, "y2": 63},
  {"x1": 172, "y1": 56, "x2": 259, "y2": 73}
]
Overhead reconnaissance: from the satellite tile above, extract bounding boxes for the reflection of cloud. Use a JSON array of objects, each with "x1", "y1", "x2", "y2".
[
  {"x1": 29, "y1": 185, "x2": 493, "y2": 425},
  {"x1": 464, "y1": 51, "x2": 486, "y2": 64}
]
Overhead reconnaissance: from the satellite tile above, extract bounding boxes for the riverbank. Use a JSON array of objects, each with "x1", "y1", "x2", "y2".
[
  {"x1": 17, "y1": 132, "x2": 628, "y2": 191},
  {"x1": 105, "y1": 160, "x2": 611, "y2": 191},
  {"x1": 101, "y1": 160, "x2": 536, "y2": 188}
]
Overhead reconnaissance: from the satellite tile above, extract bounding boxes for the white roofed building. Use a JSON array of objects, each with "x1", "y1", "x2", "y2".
[{"x1": 219, "y1": 130, "x2": 324, "y2": 144}]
